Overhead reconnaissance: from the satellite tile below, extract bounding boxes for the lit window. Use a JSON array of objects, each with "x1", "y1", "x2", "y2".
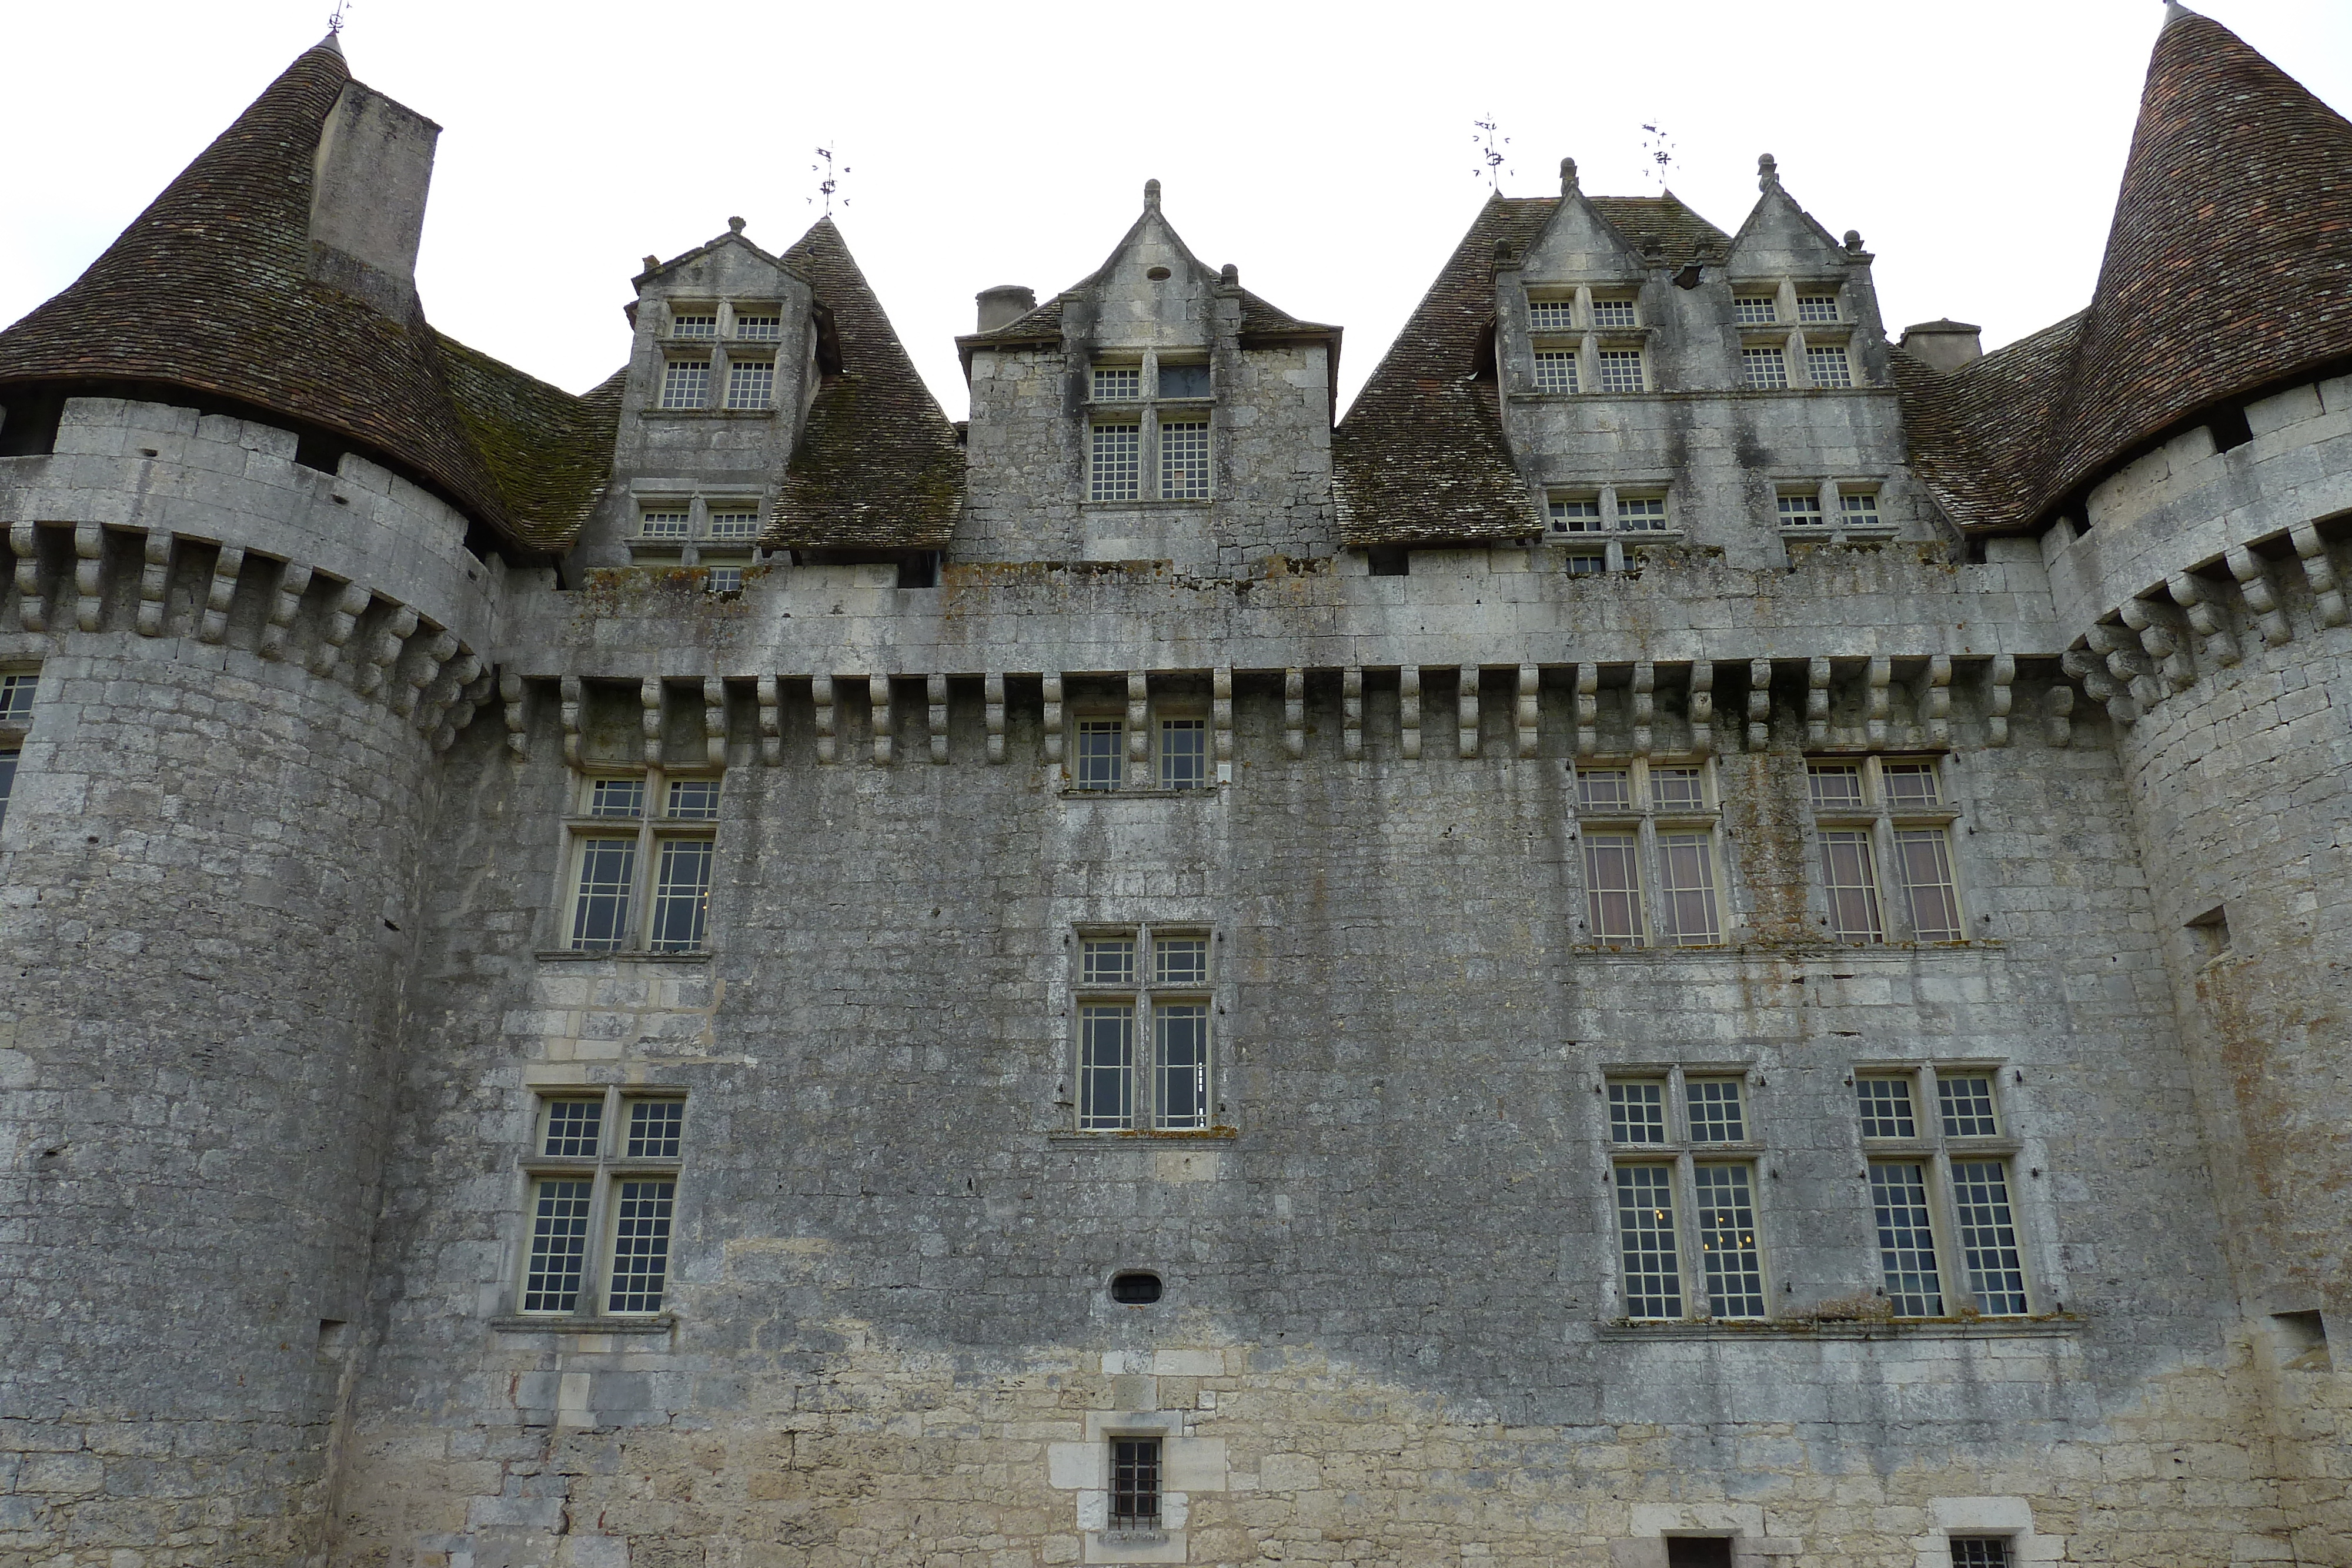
[
  {"x1": 1658, "y1": 833, "x2": 1720, "y2": 946},
  {"x1": 1074, "y1": 928, "x2": 1214, "y2": 1132},
  {"x1": 1856, "y1": 1077, "x2": 1917, "y2": 1139},
  {"x1": 1949, "y1": 1542, "x2": 2012, "y2": 1568},
  {"x1": 1806, "y1": 763, "x2": 1863, "y2": 810},
  {"x1": 1796, "y1": 295, "x2": 1840, "y2": 323},
  {"x1": 1534, "y1": 350, "x2": 1579, "y2": 393},
  {"x1": 1591, "y1": 297, "x2": 1639, "y2": 328},
  {"x1": 733, "y1": 312, "x2": 781, "y2": 340},
  {"x1": 724, "y1": 360, "x2": 774, "y2": 410},
  {"x1": 0, "y1": 672, "x2": 31, "y2": 724},
  {"x1": 1583, "y1": 833, "x2": 1646, "y2": 948},
  {"x1": 1160, "y1": 420, "x2": 1211, "y2": 499},
  {"x1": 640, "y1": 509, "x2": 690, "y2": 540},
  {"x1": 670, "y1": 312, "x2": 717, "y2": 338},
  {"x1": 1090, "y1": 423, "x2": 1141, "y2": 502},
  {"x1": 1159, "y1": 718, "x2": 1208, "y2": 790},
  {"x1": 1158, "y1": 362, "x2": 1212, "y2": 399},
  {"x1": 659, "y1": 360, "x2": 711, "y2": 409},
  {"x1": 1805, "y1": 344, "x2": 1853, "y2": 387},
  {"x1": 706, "y1": 511, "x2": 759, "y2": 540},
  {"x1": 1092, "y1": 366, "x2": 1141, "y2": 402},
  {"x1": 1528, "y1": 299, "x2": 1576, "y2": 331},
  {"x1": 1684, "y1": 1078, "x2": 1746, "y2": 1143},
  {"x1": 1937, "y1": 1072, "x2": 1999, "y2": 1138},
  {"x1": 627, "y1": 1099, "x2": 684, "y2": 1158},
  {"x1": 1563, "y1": 552, "x2": 1608, "y2": 576},
  {"x1": 1075, "y1": 719, "x2": 1124, "y2": 790},
  {"x1": 1693, "y1": 1164, "x2": 1765, "y2": 1318},
  {"x1": 1651, "y1": 767, "x2": 1704, "y2": 812},
  {"x1": 1597, "y1": 349, "x2": 1646, "y2": 393},
  {"x1": 1549, "y1": 498, "x2": 1603, "y2": 533},
  {"x1": 704, "y1": 566, "x2": 742, "y2": 596},
  {"x1": 1614, "y1": 1165, "x2": 1683, "y2": 1319},
  {"x1": 1895, "y1": 828, "x2": 1963, "y2": 941},
  {"x1": 519, "y1": 1091, "x2": 688, "y2": 1318},
  {"x1": 1951, "y1": 1161, "x2": 2028, "y2": 1313},
  {"x1": 1777, "y1": 492, "x2": 1825, "y2": 525},
  {"x1": 1818, "y1": 830, "x2": 1883, "y2": 942},
  {"x1": 1109, "y1": 1437, "x2": 1162, "y2": 1529},
  {"x1": 1578, "y1": 767, "x2": 1632, "y2": 813},
  {"x1": 1733, "y1": 296, "x2": 1778, "y2": 325},
  {"x1": 1741, "y1": 346, "x2": 1788, "y2": 389},
  {"x1": 1608, "y1": 1079, "x2": 1666, "y2": 1144},
  {"x1": 542, "y1": 1099, "x2": 602, "y2": 1157},
  {"x1": 1870, "y1": 1161, "x2": 1945, "y2": 1315},
  {"x1": 1617, "y1": 496, "x2": 1668, "y2": 530},
  {"x1": 1839, "y1": 490, "x2": 1882, "y2": 527},
  {"x1": 606, "y1": 1179, "x2": 676, "y2": 1313},
  {"x1": 568, "y1": 838, "x2": 637, "y2": 951}
]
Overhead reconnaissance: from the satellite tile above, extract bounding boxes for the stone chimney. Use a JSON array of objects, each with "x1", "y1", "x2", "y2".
[
  {"x1": 1899, "y1": 319, "x2": 1984, "y2": 373},
  {"x1": 975, "y1": 285, "x2": 1038, "y2": 333},
  {"x1": 309, "y1": 81, "x2": 441, "y2": 316}
]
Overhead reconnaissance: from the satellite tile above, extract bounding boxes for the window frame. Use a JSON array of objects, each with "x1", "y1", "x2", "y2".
[
  {"x1": 1805, "y1": 754, "x2": 1967, "y2": 944},
  {"x1": 1603, "y1": 1064, "x2": 1768, "y2": 1321},
  {"x1": 559, "y1": 765, "x2": 724, "y2": 956},
  {"x1": 0, "y1": 665, "x2": 30, "y2": 837},
  {"x1": 1082, "y1": 351, "x2": 1215, "y2": 504},
  {"x1": 1574, "y1": 757, "x2": 1728, "y2": 949},
  {"x1": 1853, "y1": 1061, "x2": 2031, "y2": 1317},
  {"x1": 1069, "y1": 924, "x2": 1217, "y2": 1134},
  {"x1": 514, "y1": 1086, "x2": 689, "y2": 1321},
  {"x1": 1060, "y1": 691, "x2": 1214, "y2": 795}
]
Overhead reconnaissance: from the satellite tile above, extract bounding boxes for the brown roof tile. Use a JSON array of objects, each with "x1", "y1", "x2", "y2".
[
  {"x1": 437, "y1": 340, "x2": 621, "y2": 554},
  {"x1": 1890, "y1": 313, "x2": 2082, "y2": 531}
]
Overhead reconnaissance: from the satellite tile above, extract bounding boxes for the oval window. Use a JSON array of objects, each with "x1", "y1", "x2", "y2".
[
  {"x1": 1110, "y1": 1271, "x2": 1163, "y2": 1304},
  {"x1": 1145, "y1": 265, "x2": 1173, "y2": 281}
]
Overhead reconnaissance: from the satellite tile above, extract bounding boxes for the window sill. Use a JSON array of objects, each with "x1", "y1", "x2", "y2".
[
  {"x1": 1783, "y1": 525, "x2": 1899, "y2": 543},
  {"x1": 490, "y1": 1314, "x2": 675, "y2": 1335},
  {"x1": 1097, "y1": 1530, "x2": 1170, "y2": 1545},
  {"x1": 1049, "y1": 1128, "x2": 1239, "y2": 1146},
  {"x1": 533, "y1": 949, "x2": 713, "y2": 964},
  {"x1": 1597, "y1": 1315, "x2": 2079, "y2": 1342},
  {"x1": 1078, "y1": 499, "x2": 1212, "y2": 510},
  {"x1": 636, "y1": 409, "x2": 776, "y2": 420},
  {"x1": 1059, "y1": 785, "x2": 1222, "y2": 800}
]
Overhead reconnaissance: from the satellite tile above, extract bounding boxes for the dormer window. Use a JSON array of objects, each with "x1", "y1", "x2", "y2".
[
  {"x1": 1734, "y1": 296, "x2": 1778, "y2": 325},
  {"x1": 640, "y1": 509, "x2": 691, "y2": 540},
  {"x1": 733, "y1": 311, "x2": 782, "y2": 341},
  {"x1": 660, "y1": 360, "x2": 711, "y2": 410},
  {"x1": 1090, "y1": 423, "x2": 1142, "y2": 502},
  {"x1": 725, "y1": 359, "x2": 775, "y2": 411},
  {"x1": 707, "y1": 510, "x2": 760, "y2": 541},
  {"x1": 1796, "y1": 294, "x2": 1842, "y2": 323},
  {"x1": 1084, "y1": 353, "x2": 1213, "y2": 503},
  {"x1": 1805, "y1": 344, "x2": 1853, "y2": 388},
  {"x1": 1549, "y1": 497, "x2": 1603, "y2": 533},
  {"x1": 671, "y1": 310, "x2": 718, "y2": 339},
  {"x1": 1535, "y1": 352, "x2": 1579, "y2": 394},
  {"x1": 1591, "y1": 296, "x2": 1639, "y2": 329},
  {"x1": 1160, "y1": 420, "x2": 1211, "y2": 499},
  {"x1": 1529, "y1": 298, "x2": 1576, "y2": 332},
  {"x1": 1093, "y1": 365, "x2": 1142, "y2": 401},
  {"x1": 1740, "y1": 346, "x2": 1789, "y2": 390},
  {"x1": 1597, "y1": 349, "x2": 1647, "y2": 393}
]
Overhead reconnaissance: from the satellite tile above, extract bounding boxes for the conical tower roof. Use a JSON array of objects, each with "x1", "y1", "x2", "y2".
[
  {"x1": 0, "y1": 38, "x2": 519, "y2": 544},
  {"x1": 2042, "y1": 5, "x2": 2352, "y2": 509}
]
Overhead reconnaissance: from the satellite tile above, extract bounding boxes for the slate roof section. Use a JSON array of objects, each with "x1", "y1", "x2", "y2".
[
  {"x1": 0, "y1": 38, "x2": 543, "y2": 551},
  {"x1": 1890, "y1": 313, "x2": 2083, "y2": 532},
  {"x1": 2035, "y1": 9, "x2": 2352, "y2": 514},
  {"x1": 768, "y1": 219, "x2": 964, "y2": 552},
  {"x1": 437, "y1": 340, "x2": 622, "y2": 553},
  {"x1": 963, "y1": 286, "x2": 1339, "y2": 350},
  {"x1": 1588, "y1": 195, "x2": 1733, "y2": 260}
]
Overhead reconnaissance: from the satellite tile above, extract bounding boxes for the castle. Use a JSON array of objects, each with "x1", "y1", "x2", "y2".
[{"x1": 1, "y1": 5, "x2": 2347, "y2": 1566}]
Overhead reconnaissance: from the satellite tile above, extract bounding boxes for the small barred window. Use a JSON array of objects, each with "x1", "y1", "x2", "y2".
[
  {"x1": 1528, "y1": 299, "x2": 1576, "y2": 331},
  {"x1": 1741, "y1": 346, "x2": 1789, "y2": 390},
  {"x1": 1733, "y1": 296, "x2": 1778, "y2": 325},
  {"x1": 1092, "y1": 366, "x2": 1141, "y2": 402},
  {"x1": 1777, "y1": 493, "x2": 1824, "y2": 524},
  {"x1": 1618, "y1": 496, "x2": 1667, "y2": 530},
  {"x1": 1796, "y1": 295, "x2": 1840, "y2": 323},
  {"x1": 670, "y1": 312, "x2": 717, "y2": 338},
  {"x1": 1609, "y1": 1079, "x2": 1667, "y2": 1145},
  {"x1": 0, "y1": 672, "x2": 32, "y2": 724},
  {"x1": 1549, "y1": 498, "x2": 1603, "y2": 533},
  {"x1": 660, "y1": 360, "x2": 711, "y2": 409},
  {"x1": 1159, "y1": 420, "x2": 1211, "y2": 500},
  {"x1": 1534, "y1": 350, "x2": 1579, "y2": 394},
  {"x1": 733, "y1": 312, "x2": 782, "y2": 340},
  {"x1": 707, "y1": 511, "x2": 759, "y2": 540},
  {"x1": 1805, "y1": 344, "x2": 1853, "y2": 387},
  {"x1": 1591, "y1": 297, "x2": 1638, "y2": 328},
  {"x1": 640, "y1": 510, "x2": 691, "y2": 540},
  {"x1": 1090, "y1": 423, "x2": 1141, "y2": 502},
  {"x1": 1839, "y1": 491, "x2": 1883, "y2": 527},
  {"x1": 1596, "y1": 349, "x2": 1646, "y2": 393},
  {"x1": 1856, "y1": 1077, "x2": 1917, "y2": 1139},
  {"x1": 724, "y1": 360, "x2": 774, "y2": 410}
]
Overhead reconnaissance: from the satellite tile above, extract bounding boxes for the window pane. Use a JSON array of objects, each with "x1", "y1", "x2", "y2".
[
  {"x1": 1075, "y1": 719, "x2": 1124, "y2": 790},
  {"x1": 542, "y1": 1099, "x2": 603, "y2": 1158},
  {"x1": 1091, "y1": 366, "x2": 1140, "y2": 402},
  {"x1": 648, "y1": 837, "x2": 713, "y2": 952},
  {"x1": 1883, "y1": 761, "x2": 1940, "y2": 807},
  {"x1": 1895, "y1": 828, "x2": 1962, "y2": 941},
  {"x1": 1090, "y1": 423, "x2": 1140, "y2": 502},
  {"x1": 1158, "y1": 362, "x2": 1211, "y2": 399},
  {"x1": 569, "y1": 837, "x2": 637, "y2": 951},
  {"x1": 1818, "y1": 830, "x2": 1883, "y2": 942},
  {"x1": 1856, "y1": 1077, "x2": 1917, "y2": 1139},
  {"x1": 1614, "y1": 1165, "x2": 1682, "y2": 1319},
  {"x1": 1658, "y1": 833, "x2": 1721, "y2": 947},
  {"x1": 1937, "y1": 1074, "x2": 2000, "y2": 1138},
  {"x1": 1158, "y1": 718, "x2": 1207, "y2": 789},
  {"x1": 660, "y1": 360, "x2": 711, "y2": 409},
  {"x1": 1685, "y1": 1079, "x2": 1746, "y2": 1143},
  {"x1": 671, "y1": 313, "x2": 716, "y2": 338},
  {"x1": 1110, "y1": 1437, "x2": 1161, "y2": 1527},
  {"x1": 1563, "y1": 552, "x2": 1607, "y2": 576},
  {"x1": 1608, "y1": 1080, "x2": 1666, "y2": 1145},
  {"x1": 1077, "y1": 1005, "x2": 1135, "y2": 1129},
  {"x1": 707, "y1": 511, "x2": 759, "y2": 541},
  {"x1": 1535, "y1": 351, "x2": 1579, "y2": 393},
  {"x1": 1838, "y1": 492, "x2": 1882, "y2": 527},
  {"x1": 588, "y1": 777, "x2": 645, "y2": 817},
  {"x1": 0, "y1": 750, "x2": 17, "y2": 833},
  {"x1": 0, "y1": 672, "x2": 36, "y2": 723},
  {"x1": 1618, "y1": 497, "x2": 1668, "y2": 529},
  {"x1": 1651, "y1": 767, "x2": 1704, "y2": 811},
  {"x1": 1576, "y1": 767, "x2": 1631, "y2": 813},
  {"x1": 1082, "y1": 938, "x2": 1135, "y2": 988},
  {"x1": 606, "y1": 1179, "x2": 676, "y2": 1313},
  {"x1": 1806, "y1": 345, "x2": 1853, "y2": 387},
  {"x1": 1693, "y1": 1164, "x2": 1765, "y2": 1319},
  {"x1": 705, "y1": 566, "x2": 742, "y2": 596},
  {"x1": 1870, "y1": 1162, "x2": 1944, "y2": 1315},
  {"x1": 1806, "y1": 763, "x2": 1863, "y2": 811},
  {"x1": 1733, "y1": 297, "x2": 1778, "y2": 325},
  {"x1": 1949, "y1": 1539, "x2": 2012, "y2": 1568},
  {"x1": 1592, "y1": 298, "x2": 1638, "y2": 327},
  {"x1": 1154, "y1": 937, "x2": 1208, "y2": 988},
  {"x1": 1160, "y1": 419, "x2": 1210, "y2": 500},
  {"x1": 666, "y1": 779, "x2": 721, "y2": 820},
  {"x1": 639, "y1": 510, "x2": 690, "y2": 540},
  {"x1": 1154, "y1": 1004, "x2": 1210, "y2": 1131},
  {"x1": 1528, "y1": 299, "x2": 1576, "y2": 330},
  {"x1": 1777, "y1": 493, "x2": 1823, "y2": 524},
  {"x1": 734, "y1": 313, "x2": 782, "y2": 340},
  {"x1": 724, "y1": 360, "x2": 774, "y2": 409},
  {"x1": 1549, "y1": 498, "x2": 1603, "y2": 533},
  {"x1": 1583, "y1": 833, "x2": 1645, "y2": 948},
  {"x1": 1951, "y1": 1161, "x2": 2028, "y2": 1314},
  {"x1": 522, "y1": 1179, "x2": 592, "y2": 1312},
  {"x1": 1597, "y1": 349, "x2": 1645, "y2": 393},
  {"x1": 627, "y1": 1099, "x2": 684, "y2": 1159},
  {"x1": 1796, "y1": 295, "x2": 1840, "y2": 323},
  {"x1": 1740, "y1": 346, "x2": 1788, "y2": 389}
]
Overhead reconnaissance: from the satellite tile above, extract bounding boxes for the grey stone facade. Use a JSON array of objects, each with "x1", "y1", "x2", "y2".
[{"x1": 1, "y1": 13, "x2": 2348, "y2": 1568}]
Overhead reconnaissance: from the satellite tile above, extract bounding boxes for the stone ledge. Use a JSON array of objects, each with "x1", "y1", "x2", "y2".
[
  {"x1": 532, "y1": 950, "x2": 713, "y2": 964},
  {"x1": 1597, "y1": 1316, "x2": 2083, "y2": 1342},
  {"x1": 489, "y1": 1315, "x2": 675, "y2": 1335}
]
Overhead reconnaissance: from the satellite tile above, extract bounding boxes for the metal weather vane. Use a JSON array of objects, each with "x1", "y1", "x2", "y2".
[
  {"x1": 1640, "y1": 121, "x2": 1678, "y2": 188},
  {"x1": 327, "y1": 0, "x2": 352, "y2": 33},
  {"x1": 1472, "y1": 116, "x2": 1513, "y2": 192},
  {"x1": 809, "y1": 145, "x2": 851, "y2": 215}
]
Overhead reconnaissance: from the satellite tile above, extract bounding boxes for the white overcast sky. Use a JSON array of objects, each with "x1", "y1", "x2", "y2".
[{"x1": 6, "y1": 1, "x2": 2348, "y2": 423}]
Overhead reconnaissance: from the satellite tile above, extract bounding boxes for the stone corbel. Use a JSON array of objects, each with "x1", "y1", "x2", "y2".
[
  {"x1": 312, "y1": 581, "x2": 370, "y2": 676},
  {"x1": 395, "y1": 629, "x2": 457, "y2": 720},
  {"x1": 417, "y1": 648, "x2": 480, "y2": 733},
  {"x1": 1985, "y1": 656, "x2": 2014, "y2": 748},
  {"x1": 869, "y1": 674, "x2": 893, "y2": 766},
  {"x1": 1922, "y1": 655, "x2": 1951, "y2": 748},
  {"x1": 1865, "y1": 656, "x2": 1891, "y2": 747},
  {"x1": 1342, "y1": 667, "x2": 1364, "y2": 761},
  {"x1": 2290, "y1": 522, "x2": 2346, "y2": 627},
  {"x1": 1574, "y1": 663, "x2": 1597, "y2": 756},
  {"x1": 434, "y1": 664, "x2": 493, "y2": 753},
  {"x1": 1128, "y1": 673, "x2": 1150, "y2": 767},
  {"x1": 2087, "y1": 623, "x2": 2161, "y2": 709},
  {"x1": 137, "y1": 529, "x2": 175, "y2": 637},
  {"x1": 259, "y1": 561, "x2": 313, "y2": 660},
  {"x1": 198, "y1": 544, "x2": 245, "y2": 644},
  {"x1": 2227, "y1": 544, "x2": 2291, "y2": 646},
  {"x1": 640, "y1": 676, "x2": 664, "y2": 765},
  {"x1": 9, "y1": 521, "x2": 45, "y2": 633},
  {"x1": 1687, "y1": 662, "x2": 1714, "y2": 756},
  {"x1": 984, "y1": 674, "x2": 1006, "y2": 765},
  {"x1": 1631, "y1": 661, "x2": 1655, "y2": 756},
  {"x1": 704, "y1": 677, "x2": 729, "y2": 768},
  {"x1": 1806, "y1": 658, "x2": 1831, "y2": 747},
  {"x1": 929, "y1": 674, "x2": 950, "y2": 765},
  {"x1": 560, "y1": 676, "x2": 584, "y2": 767},
  {"x1": 1746, "y1": 659, "x2": 1770, "y2": 752},
  {"x1": 1399, "y1": 666, "x2": 1422, "y2": 760},
  {"x1": 2060, "y1": 646, "x2": 2138, "y2": 725},
  {"x1": 74, "y1": 523, "x2": 104, "y2": 633},
  {"x1": 502, "y1": 669, "x2": 530, "y2": 763},
  {"x1": 2043, "y1": 683, "x2": 2073, "y2": 748},
  {"x1": 813, "y1": 674, "x2": 838, "y2": 764},
  {"x1": 1211, "y1": 667, "x2": 1234, "y2": 778},
  {"x1": 2117, "y1": 597, "x2": 2195, "y2": 691},
  {"x1": 1516, "y1": 663, "x2": 1540, "y2": 759},
  {"x1": 1043, "y1": 674, "x2": 1064, "y2": 767},
  {"x1": 757, "y1": 676, "x2": 781, "y2": 765},
  {"x1": 1287, "y1": 668, "x2": 1308, "y2": 760},
  {"x1": 2166, "y1": 569, "x2": 2240, "y2": 667},
  {"x1": 1456, "y1": 665, "x2": 1478, "y2": 760},
  {"x1": 359, "y1": 605, "x2": 417, "y2": 698}
]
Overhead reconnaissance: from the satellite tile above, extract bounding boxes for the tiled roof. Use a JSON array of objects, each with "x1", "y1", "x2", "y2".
[
  {"x1": 1589, "y1": 194, "x2": 1732, "y2": 260},
  {"x1": 0, "y1": 39, "x2": 538, "y2": 551},
  {"x1": 437, "y1": 339, "x2": 622, "y2": 554},
  {"x1": 1331, "y1": 196, "x2": 1554, "y2": 547},
  {"x1": 1890, "y1": 313, "x2": 2082, "y2": 531},
  {"x1": 2035, "y1": 9, "x2": 2352, "y2": 514},
  {"x1": 965, "y1": 285, "x2": 1336, "y2": 348},
  {"x1": 768, "y1": 219, "x2": 964, "y2": 552}
]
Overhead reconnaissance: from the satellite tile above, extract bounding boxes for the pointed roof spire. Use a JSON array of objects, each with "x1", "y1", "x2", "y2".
[
  {"x1": 2161, "y1": 1, "x2": 2197, "y2": 26},
  {"x1": 2039, "y1": 8, "x2": 2352, "y2": 511}
]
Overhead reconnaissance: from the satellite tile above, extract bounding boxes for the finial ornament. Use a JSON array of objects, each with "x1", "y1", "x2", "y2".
[
  {"x1": 1219, "y1": 263, "x2": 1238, "y2": 288},
  {"x1": 1758, "y1": 153, "x2": 1781, "y2": 192},
  {"x1": 1145, "y1": 179, "x2": 1162, "y2": 211},
  {"x1": 808, "y1": 146, "x2": 849, "y2": 215},
  {"x1": 727, "y1": 216, "x2": 746, "y2": 236},
  {"x1": 1559, "y1": 157, "x2": 1579, "y2": 196},
  {"x1": 327, "y1": 0, "x2": 350, "y2": 33},
  {"x1": 2163, "y1": 1, "x2": 2197, "y2": 24},
  {"x1": 1843, "y1": 229, "x2": 1866, "y2": 255}
]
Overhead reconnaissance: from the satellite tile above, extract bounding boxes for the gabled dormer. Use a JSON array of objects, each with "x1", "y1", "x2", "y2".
[
  {"x1": 1496, "y1": 159, "x2": 1670, "y2": 403},
  {"x1": 1720, "y1": 156, "x2": 1892, "y2": 394},
  {"x1": 957, "y1": 180, "x2": 1340, "y2": 575}
]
